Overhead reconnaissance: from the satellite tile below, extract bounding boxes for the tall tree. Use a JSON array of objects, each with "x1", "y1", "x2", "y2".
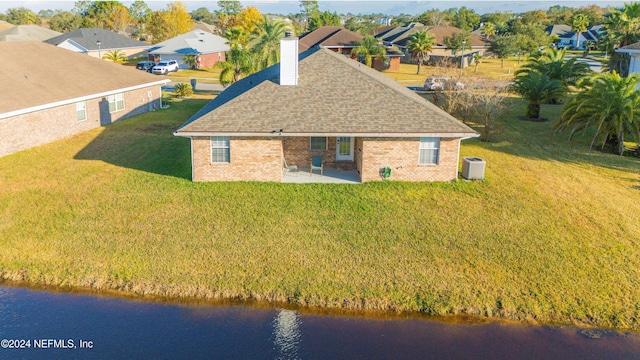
[
  {"x1": 406, "y1": 30, "x2": 435, "y2": 74},
  {"x1": 414, "y1": 9, "x2": 449, "y2": 26},
  {"x1": 511, "y1": 71, "x2": 565, "y2": 119},
  {"x1": 147, "y1": 2, "x2": 193, "y2": 44},
  {"x1": 556, "y1": 72, "x2": 640, "y2": 155},
  {"x1": 49, "y1": 11, "x2": 82, "y2": 32},
  {"x1": 217, "y1": 0, "x2": 243, "y2": 16},
  {"x1": 452, "y1": 6, "x2": 480, "y2": 31},
  {"x1": 308, "y1": 11, "x2": 340, "y2": 31},
  {"x1": 248, "y1": 16, "x2": 287, "y2": 70},
  {"x1": 603, "y1": 2, "x2": 640, "y2": 48},
  {"x1": 300, "y1": 0, "x2": 319, "y2": 28},
  {"x1": 489, "y1": 34, "x2": 517, "y2": 67},
  {"x1": 191, "y1": 7, "x2": 215, "y2": 24},
  {"x1": 481, "y1": 22, "x2": 496, "y2": 38},
  {"x1": 235, "y1": 6, "x2": 262, "y2": 34},
  {"x1": 351, "y1": 35, "x2": 386, "y2": 68},
  {"x1": 224, "y1": 26, "x2": 250, "y2": 50},
  {"x1": 128, "y1": 0, "x2": 152, "y2": 39},
  {"x1": 5, "y1": 7, "x2": 41, "y2": 25},
  {"x1": 443, "y1": 31, "x2": 470, "y2": 56},
  {"x1": 217, "y1": 48, "x2": 258, "y2": 86},
  {"x1": 571, "y1": 14, "x2": 590, "y2": 50}
]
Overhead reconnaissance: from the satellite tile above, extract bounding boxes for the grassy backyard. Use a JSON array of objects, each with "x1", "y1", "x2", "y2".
[{"x1": 1, "y1": 96, "x2": 640, "y2": 330}]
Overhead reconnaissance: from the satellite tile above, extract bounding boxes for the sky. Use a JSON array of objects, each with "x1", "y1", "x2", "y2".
[{"x1": 0, "y1": 0, "x2": 628, "y2": 15}]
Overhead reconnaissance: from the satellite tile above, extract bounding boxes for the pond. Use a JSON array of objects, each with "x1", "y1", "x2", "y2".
[{"x1": 0, "y1": 284, "x2": 639, "y2": 359}]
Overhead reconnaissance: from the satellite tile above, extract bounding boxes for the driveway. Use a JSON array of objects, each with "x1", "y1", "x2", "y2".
[{"x1": 566, "y1": 56, "x2": 603, "y2": 73}]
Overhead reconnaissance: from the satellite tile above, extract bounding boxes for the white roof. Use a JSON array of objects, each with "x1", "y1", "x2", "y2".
[{"x1": 149, "y1": 30, "x2": 230, "y2": 55}]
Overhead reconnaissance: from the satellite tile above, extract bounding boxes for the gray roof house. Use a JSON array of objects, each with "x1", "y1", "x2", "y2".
[
  {"x1": 545, "y1": 24, "x2": 602, "y2": 50},
  {"x1": 44, "y1": 28, "x2": 150, "y2": 59},
  {"x1": 148, "y1": 30, "x2": 230, "y2": 69},
  {"x1": 0, "y1": 42, "x2": 168, "y2": 158},
  {"x1": 174, "y1": 35, "x2": 478, "y2": 183},
  {"x1": 0, "y1": 25, "x2": 61, "y2": 42}
]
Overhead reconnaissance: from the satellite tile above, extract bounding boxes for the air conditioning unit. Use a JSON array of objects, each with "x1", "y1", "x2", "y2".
[{"x1": 462, "y1": 157, "x2": 485, "y2": 180}]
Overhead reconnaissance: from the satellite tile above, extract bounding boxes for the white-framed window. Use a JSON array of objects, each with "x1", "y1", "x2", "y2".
[
  {"x1": 310, "y1": 137, "x2": 327, "y2": 151},
  {"x1": 108, "y1": 93, "x2": 125, "y2": 113},
  {"x1": 419, "y1": 137, "x2": 440, "y2": 165},
  {"x1": 76, "y1": 101, "x2": 87, "y2": 122},
  {"x1": 211, "y1": 136, "x2": 230, "y2": 163}
]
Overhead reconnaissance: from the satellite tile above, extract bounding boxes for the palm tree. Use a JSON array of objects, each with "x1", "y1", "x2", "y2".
[
  {"x1": 102, "y1": 50, "x2": 128, "y2": 64},
  {"x1": 481, "y1": 22, "x2": 496, "y2": 38},
  {"x1": 248, "y1": 16, "x2": 287, "y2": 70},
  {"x1": 511, "y1": 71, "x2": 565, "y2": 119},
  {"x1": 216, "y1": 48, "x2": 258, "y2": 86},
  {"x1": 473, "y1": 53, "x2": 482, "y2": 73},
  {"x1": 351, "y1": 35, "x2": 386, "y2": 68},
  {"x1": 517, "y1": 48, "x2": 592, "y2": 86},
  {"x1": 571, "y1": 14, "x2": 589, "y2": 50},
  {"x1": 224, "y1": 26, "x2": 249, "y2": 50},
  {"x1": 406, "y1": 30, "x2": 435, "y2": 74},
  {"x1": 182, "y1": 55, "x2": 197, "y2": 69},
  {"x1": 603, "y1": 2, "x2": 640, "y2": 48},
  {"x1": 516, "y1": 48, "x2": 591, "y2": 103},
  {"x1": 556, "y1": 72, "x2": 640, "y2": 155}
]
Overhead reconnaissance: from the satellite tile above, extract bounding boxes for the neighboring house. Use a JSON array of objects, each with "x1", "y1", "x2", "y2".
[
  {"x1": 545, "y1": 24, "x2": 602, "y2": 50},
  {"x1": 147, "y1": 30, "x2": 230, "y2": 69},
  {"x1": 193, "y1": 21, "x2": 217, "y2": 34},
  {"x1": 0, "y1": 25, "x2": 61, "y2": 42},
  {"x1": 0, "y1": 20, "x2": 13, "y2": 32},
  {"x1": 0, "y1": 42, "x2": 169, "y2": 158},
  {"x1": 299, "y1": 26, "x2": 402, "y2": 71},
  {"x1": 44, "y1": 28, "x2": 150, "y2": 59},
  {"x1": 374, "y1": 24, "x2": 489, "y2": 66},
  {"x1": 174, "y1": 35, "x2": 478, "y2": 183},
  {"x1": 616, "y1": 42, "x2": 640, "y2": 75}
]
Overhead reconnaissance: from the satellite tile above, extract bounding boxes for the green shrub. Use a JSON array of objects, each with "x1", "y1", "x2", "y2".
[{"x1": 174, "y1": 83, "x2": 193, "y2": 98}]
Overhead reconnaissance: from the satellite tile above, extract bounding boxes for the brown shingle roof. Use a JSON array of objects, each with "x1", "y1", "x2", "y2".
[
  {"x1": 298, "y1": 26, "x2": 363, "y2": 52},
  {"x1": 0, "y1": 42, "x2": 168, "y2": 116},
  {"x1": 0, "y1": 25, "x2": 61, "y2": 42},
  {"x1": 176, "y1": 47, "x2": 476, "y2": 137},
  {"x1": 391, "y1": 25, "x2": 489, "y2": 47}
]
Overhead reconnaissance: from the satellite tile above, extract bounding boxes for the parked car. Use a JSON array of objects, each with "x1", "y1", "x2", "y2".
[
  {"x1": 136, "y1": 61, "x2": 155, "y2": 72},
  {"x1": 423, "y1": 77, "x2": 465, "y2": 91},
  {"x1": 152, "y1": 60, "x2": 180, "y2": 75}
]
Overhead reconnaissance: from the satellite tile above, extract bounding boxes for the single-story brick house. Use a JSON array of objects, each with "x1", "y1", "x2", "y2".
[
  {"x1": 174, "y1": 35, "x2": 478, "y2": 183},
  {"x1": 44, "y1": 28, "x2": 150, "y2": 59},
  {"x1": 148, "y1": 30, "x2": 230, "y2": 69},
  {"x1": 299, "y1": 26, "x2": 402, "y2": 71},
  {"x1": 0, "y1": 42, "x2": 169, "y2": 158},
  {"x1": 375, "y1": 24, "x2": 490, "y2": 66}
]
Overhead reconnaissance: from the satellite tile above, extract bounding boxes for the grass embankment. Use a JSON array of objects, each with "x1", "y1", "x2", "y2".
[{"x1": 1, "y1": 97, "x2": 640, "y2": 330}]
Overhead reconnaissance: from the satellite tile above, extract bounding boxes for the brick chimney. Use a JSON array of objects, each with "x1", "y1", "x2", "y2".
[{"x1": 279, "y1": 31, "x2": 298, "y2": 86}]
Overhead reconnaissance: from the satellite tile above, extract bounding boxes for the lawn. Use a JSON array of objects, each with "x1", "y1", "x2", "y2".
[{"x1": 1, "y1": 96, "x2": 639, "y2": 330}]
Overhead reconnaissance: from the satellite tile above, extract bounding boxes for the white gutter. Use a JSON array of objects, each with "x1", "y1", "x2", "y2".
[
  {"x1": 0, "y1": 80, "x2": 170, "y2": 120},
  {"x1": 174, "y1": 131, "x2": 480, "y2": 138}
]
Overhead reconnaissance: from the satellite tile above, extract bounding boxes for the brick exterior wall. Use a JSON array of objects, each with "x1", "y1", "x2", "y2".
[
  {"x1": 283, "y1": 137, "x2": 356, "y2": 170},
  {"x1": 0, "y1": 86, "x2": 161, "y2": 158},
  {"x1": 359, "y1": 137, "x2": 460, "y2": 182},
  {"x1": 191, "y1": 136, "x2": 282, "y2": 182},
  {"x1": 197, "y1": 52, "x2": 226, "y2": 69},
  {"x1": 189, "y1": 136, "x2": 461, "y2": 183}
]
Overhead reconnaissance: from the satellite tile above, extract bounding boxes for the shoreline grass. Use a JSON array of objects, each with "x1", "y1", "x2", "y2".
[{"x1": 1, "y1": 97, "x2": 639, "y2": 330}]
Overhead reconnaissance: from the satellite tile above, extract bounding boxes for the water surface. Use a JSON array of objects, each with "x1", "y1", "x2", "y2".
[{"x1": 0, "y1": 285, "x2": 638, "y2": 359}]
